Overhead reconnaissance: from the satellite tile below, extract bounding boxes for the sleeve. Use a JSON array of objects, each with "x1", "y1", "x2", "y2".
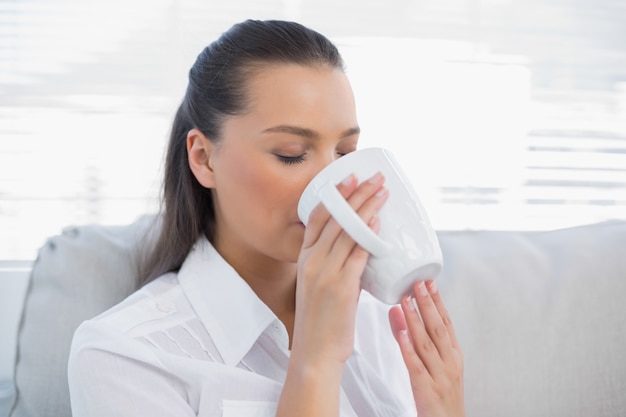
[
  {"x1": 68, "y1": 321, "x2": 197, "y2": 417},
  {"x1": 354, "y1": 292, "x2": 416, "y2": 415}
]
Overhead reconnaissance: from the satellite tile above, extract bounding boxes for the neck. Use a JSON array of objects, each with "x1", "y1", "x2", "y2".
[
  {"x1": 242, "y1": 262, "x2": 297, "y2": 318},
  {"x1": 216, "y1": 244, "x2": 297, "y2": 343},
  {"x1": 240, "y1": 260, "x2": 298, "y2": 348}
]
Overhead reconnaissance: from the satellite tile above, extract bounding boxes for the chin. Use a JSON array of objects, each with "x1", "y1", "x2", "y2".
[
  {"x1": 271, "y1": 247, "x2": 300, "y2": 264},
  {"x1": 281, "y1": 230, "x2": 304, "y2": 260}
]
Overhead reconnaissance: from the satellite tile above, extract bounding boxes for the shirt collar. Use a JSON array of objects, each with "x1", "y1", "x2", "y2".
[{"x1": 177, "y1": 237, "x2": 278, "y2": 366}]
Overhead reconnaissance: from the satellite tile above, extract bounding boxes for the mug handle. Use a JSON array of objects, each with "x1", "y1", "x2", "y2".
[{"x1": 318, "y1": 181, "x2": 393, "y2": 258}]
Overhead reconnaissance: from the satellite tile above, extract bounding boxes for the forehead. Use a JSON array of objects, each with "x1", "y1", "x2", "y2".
[{"x1": 240, "y1": 63, "x2": 357, "y2": 123}]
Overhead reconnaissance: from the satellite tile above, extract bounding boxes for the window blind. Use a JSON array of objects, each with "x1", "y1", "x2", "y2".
[{"x1": 1, "y1": 0, "x2": 625, "y2": 259}]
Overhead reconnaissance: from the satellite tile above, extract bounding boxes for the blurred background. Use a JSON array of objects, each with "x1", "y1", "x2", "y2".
[{"x1": 1, "y1": 0, "x2": 626, "y2": 260}]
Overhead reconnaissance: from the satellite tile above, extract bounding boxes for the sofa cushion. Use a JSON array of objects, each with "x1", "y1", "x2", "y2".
[
  {"x1": 10, "y1": 215, "x2": 157, "y2": 417},
  {"x1": 436, "y1": 220, "x2": 626, "y2": 417}
]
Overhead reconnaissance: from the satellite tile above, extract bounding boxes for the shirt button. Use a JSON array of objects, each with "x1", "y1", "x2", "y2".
[
  {"x1": 155, "y1": 300, "x2": 173, "y2": 313},
  {"x1": 273, "y1": 324, "x2": 280, "y2": 332}
]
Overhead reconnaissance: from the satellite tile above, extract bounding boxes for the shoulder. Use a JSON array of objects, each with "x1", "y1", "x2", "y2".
[
  {"x1": 70, "y1": 271, "x2": 196, "y2": 356},
  {"x1": 90, "y1": 272, "x2": 187, "y2": 331},
  {"x1": 67, "y1": 272, "x2": 205, "y2": 417}
]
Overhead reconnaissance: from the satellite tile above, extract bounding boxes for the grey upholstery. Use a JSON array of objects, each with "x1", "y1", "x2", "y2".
[
  {"x1": 7, "y1": 216, "x2": 626, "y2": 417},
  {"x1": 9, "y1": 215, "x2": 157, "y2": 417}
]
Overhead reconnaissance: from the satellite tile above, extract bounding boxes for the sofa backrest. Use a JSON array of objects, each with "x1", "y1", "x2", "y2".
[
  {"x1": 436, "y1": 222, "x2": 626, "y2": 417},
  {"x1": 8, "y1": 215, "x2": 158, "y2": 417},
  {"x1": 5, "y1": 215, "x2": 626, "y2": 417}
]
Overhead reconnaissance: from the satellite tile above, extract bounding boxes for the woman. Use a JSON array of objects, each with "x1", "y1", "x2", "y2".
[{"x1": 68, "y1": 19, "x2": 464, "y2": 417}]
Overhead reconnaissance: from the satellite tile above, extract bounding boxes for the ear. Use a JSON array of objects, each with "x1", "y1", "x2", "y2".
[{"x1": 187, "y1": 128, "x2": 216, "y2": 188}]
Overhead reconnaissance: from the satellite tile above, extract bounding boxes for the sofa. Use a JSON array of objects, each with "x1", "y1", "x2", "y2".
[{"x1": 1, "y1": 215, "x2": 625, "y2": 417}]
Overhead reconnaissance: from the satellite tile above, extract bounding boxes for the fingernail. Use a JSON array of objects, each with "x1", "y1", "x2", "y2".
[
  {"x1": 341, "y1": 174, "x2": 354, "y2": 186},
  {"x1": 417, "y1": 281, "x2": 428, "y2": 297},
  {"x1": 375, "y1": 187, "x2": 388, "y2": 198},
  {"x1": 368, "y1": 215, "x2": 379, "y2": 227},
  {"x1": 405, "y1": 296, "x2": 415, "y2": 310},
  {"x1": 368, "y1": 172, "x2": 383, "y2": 184},
  {"x1": 427, "y1": 281, "x2": 438, "y2": 294},
  {"x1": 399, "y1": 329, "x2": 409, "y2": 341}
]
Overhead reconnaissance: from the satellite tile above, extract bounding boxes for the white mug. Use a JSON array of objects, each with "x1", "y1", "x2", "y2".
[{"x1": 297, "y1": 147, "x2": 443, "y2": 305}]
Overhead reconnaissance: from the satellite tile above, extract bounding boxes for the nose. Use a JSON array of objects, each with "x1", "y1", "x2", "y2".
[
  {"x1": 301, "y1": 149, "x2": 339, "y2": 190},
  {"x1": 325, "y1": 149, "x2": 341, "y2": 166},
  {"x1": 316, "y1": 149, "x2": 340, "y2": 175}
]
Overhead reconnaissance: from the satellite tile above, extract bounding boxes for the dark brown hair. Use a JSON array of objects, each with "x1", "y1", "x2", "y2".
[{"x1": 139, "y1": 19, "x2": 344, "y2": 285}]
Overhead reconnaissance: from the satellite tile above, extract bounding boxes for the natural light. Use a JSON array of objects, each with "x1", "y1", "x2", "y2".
[{"x1": 1, "y1": 0, "x2": 626, "y2": 260}]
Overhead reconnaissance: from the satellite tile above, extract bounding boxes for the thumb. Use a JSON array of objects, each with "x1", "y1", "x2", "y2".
[{"x1": 388, "y1": 304, "x2": 408, "y2": 343}]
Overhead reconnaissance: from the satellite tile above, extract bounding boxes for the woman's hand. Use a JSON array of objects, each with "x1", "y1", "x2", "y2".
[
  {"x1": 292, "y1": 172, "x2": 388, "y2": 366},
  {"x1": 389, "y1": 280, "x2": 465, "y2": 417},
  {"x1": 277, "y1": 173, "x2": 388, "y2": 417}
]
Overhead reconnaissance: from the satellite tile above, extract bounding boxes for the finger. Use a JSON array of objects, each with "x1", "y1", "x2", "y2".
[
  {"x1": 316, "y1": 172, "x2": 387, "y2": 263},
  {"x1": 427, "y1": 280, "x2": 461, "y2": 350},
  {"x1": 388, "y1": 305, "x2": 433, "y2": 385},
  {"x1": 411, "y1": 281, "x2": 454, "y2": 362},
  {"x1": 388, "y1": 304, "x2": 407, "y2": 340},
  {"x1": 301, "y1": 174, "x2": 357, "y2": 250},
  {"x1": 401, "y1": 292, "x2": 444, "y2": 377},
  {"x1": 330, "y1": 172, "x2": 387, "y2": 251},
  {"x1": 331, "y1": 185, "x2": 388, "y2": 269}
]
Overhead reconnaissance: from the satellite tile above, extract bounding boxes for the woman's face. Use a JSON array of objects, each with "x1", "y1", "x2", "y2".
[{"x1": 207, "y1": 64, "x2": 359, "y2": 267}]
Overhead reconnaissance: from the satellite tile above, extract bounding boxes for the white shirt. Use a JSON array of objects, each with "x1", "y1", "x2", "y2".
[{"x1": 68, "y1": 237, "x2": 415, "y2": 417}]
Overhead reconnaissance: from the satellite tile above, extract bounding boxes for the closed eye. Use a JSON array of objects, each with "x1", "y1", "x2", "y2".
[
  {"x1": 275, "y1": 154, "x2": 306, "y2": 165},
  {"x1": 337, "y1": 148, "x2": 356, "y2": 158}
]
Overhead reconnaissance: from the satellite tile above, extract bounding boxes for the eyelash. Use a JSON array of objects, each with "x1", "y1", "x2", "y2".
[
  {"x1": 275, "y1": 151, "x2": 349, "y2": 165},
  {"x1": 276, "y1": 154, "x2": 306, "y2": 165}
]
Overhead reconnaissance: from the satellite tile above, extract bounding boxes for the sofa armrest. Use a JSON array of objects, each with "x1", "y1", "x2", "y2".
[{"x1": 0, "y1": 262, "x2": 31, "y2": 417}]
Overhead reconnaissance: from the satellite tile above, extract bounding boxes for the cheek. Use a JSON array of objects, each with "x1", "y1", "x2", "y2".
[
  {"x1": 222, "y1": 157, "x2": 267, "y2": 201},
  {"x1": 220, "y1": 154, "x2": 299, "y2": 213}
]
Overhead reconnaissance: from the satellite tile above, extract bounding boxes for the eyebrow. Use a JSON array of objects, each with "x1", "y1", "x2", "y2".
[{"x1": 262, "y1": 125, "x2": 360, "y2": 140}]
